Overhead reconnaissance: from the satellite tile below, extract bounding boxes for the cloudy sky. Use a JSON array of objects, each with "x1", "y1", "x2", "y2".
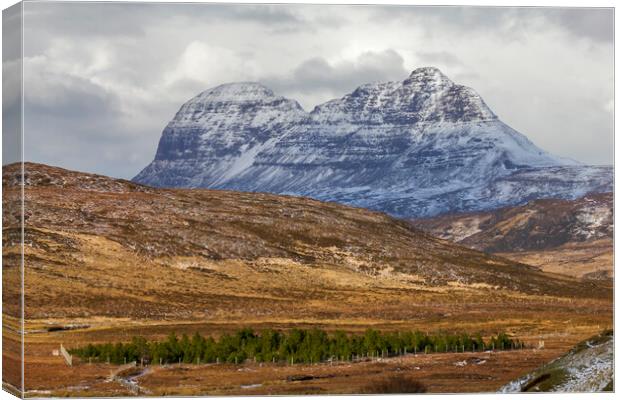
[{"x1": 5, "y1": 2, "x2": 614, "y2": 178}]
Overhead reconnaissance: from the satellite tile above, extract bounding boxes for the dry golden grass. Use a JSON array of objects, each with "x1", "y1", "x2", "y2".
[{"x1": 498, "y1": 239, "x2": 613, "y2": 279}]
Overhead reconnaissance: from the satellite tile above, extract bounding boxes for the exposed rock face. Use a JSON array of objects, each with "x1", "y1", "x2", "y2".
[{"x1": 134, "y1": 67, "x2": 612, "y2": 218}]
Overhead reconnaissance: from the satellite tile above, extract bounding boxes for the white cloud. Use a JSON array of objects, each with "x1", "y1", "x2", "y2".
[{"x1": 164, "y1": 41, "x2": 257, "y2": 87}]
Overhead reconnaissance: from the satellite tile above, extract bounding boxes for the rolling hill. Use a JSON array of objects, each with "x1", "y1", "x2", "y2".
[
  {"x1": 3, "y1": 162, "x2": 610, "y2": 322},
  {"x1": 414, "y1": 193, "x2": 613, "y2": 279}
]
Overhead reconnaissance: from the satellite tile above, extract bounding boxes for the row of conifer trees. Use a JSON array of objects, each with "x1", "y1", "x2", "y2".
[{"x1": 70, "y1": 328, "x2": 520, "y2": 365}]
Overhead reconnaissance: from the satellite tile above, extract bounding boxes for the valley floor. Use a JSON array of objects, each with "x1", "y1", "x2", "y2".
[
  {"x1": 497, "y1": 239, "x2": 613, "y2": 279},
  {"x1": 20, "y1": 346, "x2": 588, "y2": 396},
  {"x1": 2, "y1": 301, "x2": 612, "y2": 396}
]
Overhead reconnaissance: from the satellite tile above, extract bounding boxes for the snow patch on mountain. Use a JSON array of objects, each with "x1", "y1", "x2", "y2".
[{"x1": 573, "y1": 201, "x2": 613, "y2": 240}]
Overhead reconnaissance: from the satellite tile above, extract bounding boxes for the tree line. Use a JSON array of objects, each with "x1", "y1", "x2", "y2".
[{"x1": 70, "y1": 328, "x2": 521, "y2": 365}]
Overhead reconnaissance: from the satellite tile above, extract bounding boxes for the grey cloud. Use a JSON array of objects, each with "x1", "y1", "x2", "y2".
[
  {"x1": 225, "y1": 4, "x2": 305, "y2": 25},
  {"x1": 2, "y1": 2, "x2": 22, "y2": 63},
  {"x1": 452, "y1": 71, "x2": 481, "y2": 82},
  {"x1": 23, "y1": 2, "x2": 147, "y2": 38},
  {"x1": 2, "y1": 98, "x2": 21, "y2": 166},
  {"x1": 546, "y1": 8, "x2": 614, "y2": 43},
  {"x1": 369, "y1": 6, "x2": 613, "y2": 43},
  {"x1": 23, "y1": 2, "x2": 314, "y2": 42},
  {"x1": 3, "y1": 3, "x2": 23, "y2": 165},
  {"x1": 24, "y1": 87, "x2": 155, "y2": 179},
  {"x1": 27, "y1": 78, "x2": 119, "y2": 120},
  {"x1": 265, "y1": 50, "x2": 409, "y2": 105},
  {"x1": 416, "y1": 51, "x2": 463, "y2": 66},
  {"x1": 370, "y1": 6, "x2": 517, "y2": 32},
  {"x1": 21, "y1": 57, "x2": 158, "y2": 178}
]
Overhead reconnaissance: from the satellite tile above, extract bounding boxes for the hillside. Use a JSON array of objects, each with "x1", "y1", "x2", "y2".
[
  {"x1": 133, "y1": 67, "x2": 612, "y2": 218},
  {"x1": 414, "y1": 193, "x2": 613, "y2": 279},
  {"x1": 2, "y1": 162, "x2": 610, "y2": 321}
]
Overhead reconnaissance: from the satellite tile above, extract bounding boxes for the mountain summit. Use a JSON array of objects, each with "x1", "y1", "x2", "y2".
[
  {"x1": 134, "y1": 68, "x2": 611, "y2": 218},
  {"x1": 311, "y1": 66, "x2": 497, "y2": 125}
]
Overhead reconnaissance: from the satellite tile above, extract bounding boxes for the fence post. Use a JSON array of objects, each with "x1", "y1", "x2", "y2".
[{"x1": 60, "y1": 344, "x2": 73, "y2": 367}]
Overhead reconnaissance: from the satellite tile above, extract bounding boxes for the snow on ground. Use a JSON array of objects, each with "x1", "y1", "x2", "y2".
[
  {"x1": 573, "y1": 203, "x2": 612, "y2": 240},
  {"x1": 500, "y1": 331, "x2": 613, "y2": 393}
]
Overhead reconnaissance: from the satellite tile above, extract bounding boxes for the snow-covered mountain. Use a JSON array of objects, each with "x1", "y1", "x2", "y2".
[
  {"x1": 137, "y1": 82, "x2": 308, "y2": 187},
  {"x1": 134, "y1": 67, "x2": 612, "y2": 218}
]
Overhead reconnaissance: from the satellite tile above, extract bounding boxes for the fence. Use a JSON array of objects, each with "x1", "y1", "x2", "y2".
[{"x1": 60, "y1": 344, "x2": 72, "y2": 367}]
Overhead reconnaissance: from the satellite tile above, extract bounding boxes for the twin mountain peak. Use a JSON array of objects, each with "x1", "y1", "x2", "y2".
[{"x1": 133, "y1": 67, "x2": 612, "y2": 218}]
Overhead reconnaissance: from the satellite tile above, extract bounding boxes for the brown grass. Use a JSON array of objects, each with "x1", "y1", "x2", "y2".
[
  {"x1": 498, "y1": 239, "x2": 613, "y2": 279},
  {"x1": 361, "y1": 375, "x2": 427, "y2": 393}
]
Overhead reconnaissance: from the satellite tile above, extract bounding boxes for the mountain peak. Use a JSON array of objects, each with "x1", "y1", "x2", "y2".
[
  {"x1": 408, "y1": 66, "x2": 448, "y2": 79},
  {"x1": 192, "y1": 82, "x2": 276, "y2": 103},
  {"x1": 311, "y1": 67, "x2": 495, "y2": 125},
  {"x1": 403, "y1": 66, "x2": 453, "y2": 89},
  {"x1": 170, "y1": 81, "x2": 305, "y2": 129}
]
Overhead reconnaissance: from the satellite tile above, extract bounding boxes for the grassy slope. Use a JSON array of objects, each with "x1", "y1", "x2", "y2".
[{"x1": 3, "y1": 162, "x2": 610, "y2": 321}]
